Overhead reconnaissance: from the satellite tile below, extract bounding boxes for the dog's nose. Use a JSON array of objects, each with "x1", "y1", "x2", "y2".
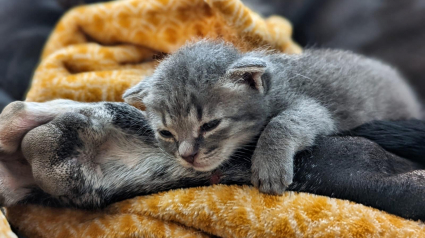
[{"x1": 181, "y1": 151, "x2": 198, "y2": 164}]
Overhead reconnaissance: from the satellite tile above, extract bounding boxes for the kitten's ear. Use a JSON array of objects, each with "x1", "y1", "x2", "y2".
[
  {"x1": 122, "y1": 80, "x2": 151, "y2": 109},
  {"x1": 225, "y1": 57, "x2": 267, "y2": 93}
]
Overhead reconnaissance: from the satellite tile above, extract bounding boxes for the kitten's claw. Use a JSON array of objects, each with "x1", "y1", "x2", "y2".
[{"x1": 251, "y1": 157, "x2": 293, "y2": 195}]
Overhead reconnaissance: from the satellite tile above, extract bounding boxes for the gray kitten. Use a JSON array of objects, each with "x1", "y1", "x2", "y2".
[{"x1": 123, "y1": 40, "x2": 422, "y2": 194}]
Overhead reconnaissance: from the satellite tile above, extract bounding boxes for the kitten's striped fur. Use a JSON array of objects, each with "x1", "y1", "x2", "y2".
[{"x1": 124, "y1": 40, "x2": 422, "y2": 194}]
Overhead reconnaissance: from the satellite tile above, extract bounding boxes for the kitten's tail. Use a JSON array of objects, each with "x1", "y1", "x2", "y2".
[{"x1": 342, "y1": 120, "x2": 425, "y2": 164}]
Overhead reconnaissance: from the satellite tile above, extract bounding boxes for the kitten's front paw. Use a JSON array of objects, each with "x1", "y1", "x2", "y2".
[{"x1": 251, "y1": 157, "x2": 294, "y2": 195}]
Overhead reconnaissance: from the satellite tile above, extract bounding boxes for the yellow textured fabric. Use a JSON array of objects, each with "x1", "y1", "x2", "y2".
[
  {"x1": 6, "y1": 186, "x2": 425, "y2": 238},
  {"x1": 3, "y1": 0, "x2": 424, "y2": 237},
  {"x1": 25, "y1": 0, "x2": 301, "y2": 103}
]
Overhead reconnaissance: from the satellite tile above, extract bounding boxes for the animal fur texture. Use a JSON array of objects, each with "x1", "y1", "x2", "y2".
[
  {"x1": 0, "y1": 100, "x2": 425, "y2": 221},
  {"x1": 3, "y1": 0, "x2": 423, "y2": 237},
  {"x1": 123, "y1": 40, "x2": 422, "y2": 194}
]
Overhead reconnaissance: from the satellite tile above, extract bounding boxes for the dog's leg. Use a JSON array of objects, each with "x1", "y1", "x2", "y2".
[
  {"x1": 289, "y1": 136, "x2": 425, "y2": 221},
  {"x1": 342, "y1": 120, "x2": 425, "y2": 164}
]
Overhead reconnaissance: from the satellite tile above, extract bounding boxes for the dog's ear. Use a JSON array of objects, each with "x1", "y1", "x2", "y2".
[{"x1": 224, "y1": 57, "x2": 267, "y2": 94}]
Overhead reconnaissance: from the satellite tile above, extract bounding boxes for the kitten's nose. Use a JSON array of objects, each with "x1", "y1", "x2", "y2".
[
  {"x1": 179, "y1": 141, "x2": 198, "y2": 164},
  {"x1": 181, "y1": 151, "x2": 198, "y2": 164}
]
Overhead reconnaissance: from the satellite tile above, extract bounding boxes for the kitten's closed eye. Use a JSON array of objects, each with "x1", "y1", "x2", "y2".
[
  {"x1": 201, "y1": 119, "x2": 221, "y2": 132},
  {"x1": 159, "y1": 130, "x2": 174, "y2": 138}
]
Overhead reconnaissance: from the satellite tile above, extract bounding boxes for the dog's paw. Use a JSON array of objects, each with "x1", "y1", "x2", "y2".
[
  {"x1": 0, "y1": 101, "x2": 32, "y2": 153},
  {"x1": 0, "y1": 100, "x2": 95, "y2": 206},
  {"x1": 0, "y1": 100, "x2": 91, "y2": 154}
]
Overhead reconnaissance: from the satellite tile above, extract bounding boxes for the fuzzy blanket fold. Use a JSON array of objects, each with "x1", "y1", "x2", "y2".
[
  {"x1": 25, "y1": 0, "x2": 300, "y2": 103},
  {"x1": 3, "y1": 0, "x2": 425, "y2": 237},
  {"x1": 6, "y1": 186, "x2": 425, "y2": 237}
]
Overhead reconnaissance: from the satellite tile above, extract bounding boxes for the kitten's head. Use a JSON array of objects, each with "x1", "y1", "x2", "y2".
[{"x1": 124, "y1": 40, "x2": 270, "y2": 171}]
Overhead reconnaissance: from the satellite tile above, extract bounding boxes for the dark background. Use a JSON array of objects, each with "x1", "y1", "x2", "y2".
[{"x1": 1, "y1": 0, "x2": 424, "y2": 110}]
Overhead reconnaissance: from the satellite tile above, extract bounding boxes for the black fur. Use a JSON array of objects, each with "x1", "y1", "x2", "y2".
[
  {"x1": 52, "y1": 113, "x2": 85, "y2": 162},
  {"x1": 341, "y1": 120, "x2": 425, "y2": 164},
  {"x1": 289, "y1": 136, "x2": 425, "y2": 220},
  {"x1": 105, "y1": 102, "x2": 155, "y2": 144}
]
